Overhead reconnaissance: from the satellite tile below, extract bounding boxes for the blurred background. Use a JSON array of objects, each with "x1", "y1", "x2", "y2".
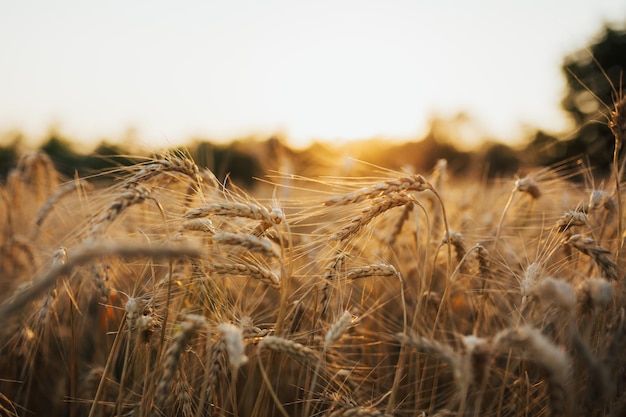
[{"x1": 1, "y1": 0, "x2": 625, "y2": 184}]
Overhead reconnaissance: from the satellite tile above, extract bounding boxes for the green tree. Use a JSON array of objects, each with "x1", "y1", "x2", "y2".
[{"x1": 560, "y1": 24, "x2": 626, "y2": 174}]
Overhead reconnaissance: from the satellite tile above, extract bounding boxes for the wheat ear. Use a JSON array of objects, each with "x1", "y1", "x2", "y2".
[
  {"x1": 86, "y1": 184, "x2": 152, "y2": 239},
  {"x1": 217, "y1": 323, "x2": 248, "y2": 371},
  {"x1": 154, "y1": 314, "x2": 206, "y2": 412},
  {"x1": 328, "y1": 407, "x2": 392, "y2": 417},
  {"x1": 130, "y1": 155, "x2": 201, "y2": 185},
  {"x1": 181, "y1": 219, "x2": 215, "y2": 235},
  {"x1": 332, "y1": 193, "x2": 413, "y2": 241},
  {"x1": 441, "y1": 230, "x2": 468, "y2": 271},
  {"x1": 207, "y1": 262, "x2": 281, "y2": 289},
  {"x1": 256, "y1": 335, "x2": 318, "y2": 417},
  {"x1": 494, "y1": 326, "x2": 570, "y2": 416},
  {"x1": 345, "y1": 263, "x2": 399, "y2": 281},
  {"x1": 212, "y1": 232, "x2": 280, "y2": 258},
  {"x1": 324, "y1": 310, "x2": 353, "y2": 351},
  {"x1": 387, "y1": 202, "x2": 413, "y2": 245},
  {"x1": 306, "y1": 310, "x2": 353, "y2": 417},
  {"x1": 319, "y1": 251, "x2": 346, "y2": 319},
  {"x1": 577, "y1": 278, "x2": 613, "y2": 312},
  {"x1": 562, "y1": 234, "x2": 619, "y2": 280},
  {"x1": 395, "y1": 332, "x2": 465, "y2": 410},
  {"x1": 35, "y1": 178, "x2": 91, "y2": 228},
  {"x1": 495, "y1": 176, "x2": 541, "y2": 244},
  {"x1": 258, "y1": 335, "x2": 319, "y2": 363},
  {"x1": 555, "y1": 211, "x2": 589, "y2": 233},
  {"x1": 185, "y1": 201, "x2": 284, "y2": 225},
  {"x1": 324, "y1": 173, "x2": 429, "y2": 206}
]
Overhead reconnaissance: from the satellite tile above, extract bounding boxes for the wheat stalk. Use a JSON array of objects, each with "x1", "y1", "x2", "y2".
[{"x1": 0, "y1": 241, "x2": 202, "y2": 319}]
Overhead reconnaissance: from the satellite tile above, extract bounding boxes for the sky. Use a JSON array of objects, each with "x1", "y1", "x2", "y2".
[{"x1": 1, "y1": 0, "x2": 625, "y2": 150}]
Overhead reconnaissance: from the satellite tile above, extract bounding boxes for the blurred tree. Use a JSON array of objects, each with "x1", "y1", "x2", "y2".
[
  {"x1": 39, "y1": 135, "x2": 83, "y2": 178},
  {"x1": 83, "y1": 141, "x2": 136, "y2": 173},
  {"x1": 0, "y1": 133, "x2": 22, "y2": 180},
  {"x1": 525, "y1": 130, "x2": 567, "y2": 166},
  {"x1": 481, "y1": 142, "x2": 520, "y2": 178},
  {"x1": 560, "y1": 23, "x2": 626, "y2": 174},
  {"x1": 186, "y1": 140, "x2": 262, "y2": 187}
]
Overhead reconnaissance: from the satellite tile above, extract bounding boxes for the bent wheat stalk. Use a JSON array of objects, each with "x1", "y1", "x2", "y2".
[{"x1": 0, "y1": 241, "x2": 202, "y2": 319}]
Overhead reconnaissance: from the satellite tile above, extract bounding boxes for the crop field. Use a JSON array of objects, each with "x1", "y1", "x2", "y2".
[{"x1": 1, "y1": 103, "x2": 625, "y2": 417}]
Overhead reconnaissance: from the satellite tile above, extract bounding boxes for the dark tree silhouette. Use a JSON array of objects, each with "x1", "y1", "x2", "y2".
[
  {"x1": 39, "y1": 135, "x2": 83, "y2": 178},
  {"x1": 560, "y1": 24, "x2": 626, "y2": 174}
]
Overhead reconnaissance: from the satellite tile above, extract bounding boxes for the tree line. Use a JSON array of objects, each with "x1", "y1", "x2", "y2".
[{"x1": 1, "y1": 23, "x2": 624, "y2": 184}]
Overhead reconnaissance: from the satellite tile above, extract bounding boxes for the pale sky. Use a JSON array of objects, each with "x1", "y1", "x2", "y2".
[{"x1": 1, "y1": 0, "x2": 625, "y2": 150}]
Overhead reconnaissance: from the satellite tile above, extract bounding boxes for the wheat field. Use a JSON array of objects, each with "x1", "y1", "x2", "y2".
[{"x1": 1, "y1": 109, "x2": 626, "y2": 417}]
